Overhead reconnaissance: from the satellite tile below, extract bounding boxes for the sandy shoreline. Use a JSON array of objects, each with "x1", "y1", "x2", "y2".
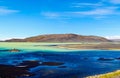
[{"x1": 86, "y1": 70, "x2": 120, "y2": 78}]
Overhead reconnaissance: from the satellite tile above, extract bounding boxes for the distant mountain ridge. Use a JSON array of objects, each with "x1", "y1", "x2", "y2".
[{"x1": 5, "y1": 34, "x2": 110, "y2": 42}]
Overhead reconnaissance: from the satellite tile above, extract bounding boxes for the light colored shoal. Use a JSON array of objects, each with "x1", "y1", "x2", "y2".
[
  {"x1": 0, "y1": 42, "x2": 120, "y2": 52},
  {"x1": 86, "y1": 70, "x2": 120, "y2": 78},
  {"x1": 0, "y1": 42, "x2": 83, "y2": 51}
]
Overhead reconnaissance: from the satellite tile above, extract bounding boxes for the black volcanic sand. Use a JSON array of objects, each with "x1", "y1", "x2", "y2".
[
  {"x1": 58, "y1": 66, "x2": 67, "y2": 68},
  {"x1": 97, "y1": 57, "x2": 114, "y2": 61},
  {"x1": 0, "y1": 64, "x2": 33, "y2": 78},
  {"x1": 17, "y1": 61, "x2": 64, "y2": 67},
  {"x1": 40, "y1": 62, "x2": 64, "y2": 66},
  {"x1": 17, "y1": 60, "x2": 40, "y2": 68},
  {"x1": 0, "y1": 60, "x2": 65, "y2": 78},
  {"x1": 116, "y1": 57, "x2": 120, "y2": 60}
]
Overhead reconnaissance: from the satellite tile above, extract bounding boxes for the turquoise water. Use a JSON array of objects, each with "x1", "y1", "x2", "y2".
[{"x1": 0, "y1": 50, "x2": 120, "y2": 78}]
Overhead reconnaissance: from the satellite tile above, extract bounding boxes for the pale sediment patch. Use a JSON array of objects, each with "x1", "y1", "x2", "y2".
[
  {"x1": 1, "y1": 42, "x2": 120, "y2": 52},
  {"x1": 0, "y1": 42, "x2": 79, "y2": 52}
]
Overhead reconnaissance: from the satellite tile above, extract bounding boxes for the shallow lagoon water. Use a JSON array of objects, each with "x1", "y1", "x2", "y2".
[{"x1": 0, "y1": 49, "x2": 120, "y2": 78}]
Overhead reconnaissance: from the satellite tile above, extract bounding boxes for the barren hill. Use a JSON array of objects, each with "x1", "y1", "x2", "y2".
[{"x1": 5, "y1": 34, "x2": 110, "y2": 42}]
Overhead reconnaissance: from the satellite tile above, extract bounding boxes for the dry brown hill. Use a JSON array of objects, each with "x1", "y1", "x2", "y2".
[{"x1": 5, "y1": 34, "x2": 110, "y2": 42}]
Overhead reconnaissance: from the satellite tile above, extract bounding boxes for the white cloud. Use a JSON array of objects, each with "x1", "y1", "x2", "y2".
[
  {"x1": 72, "y1": 3, "x2": 102, "y2": 8},
  {"x1": 41, "y1": 0, "x2": 120, "y2": 19},
  {"x1": 71, "y1": 7, "x2": 118, "y2": 16},
  {"x1": 0, "y1": 6, "x2": 19, "y2": 15},
  {"x1": 110, "y1": 0, "x2": 120, "y2": 4},
  {"x1": 69, "y1": 0, "x2": 120, "y2": 19},
  {"x1": 41, "y1": 6, "x2": 119, "y2": 19},
  {"x1": 41, "y1": 12, "x2": 71, "y2": 20},
  {"x1": 105, "y1": 36, "x2": 120, "y2": 39},
  {"x1": 0, "y1": 37, "x2": 24, "y2": 41}
]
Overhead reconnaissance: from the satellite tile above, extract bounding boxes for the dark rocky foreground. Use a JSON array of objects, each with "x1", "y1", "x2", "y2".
[
  {"x1": 0, "y1": 64, "x2": 33, "y2": 78},
  {"x1": 0, "y1": 60, "x2": 64, "y2": 78}
]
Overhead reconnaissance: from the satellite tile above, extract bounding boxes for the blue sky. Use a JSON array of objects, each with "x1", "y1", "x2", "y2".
[{"x1": 0, "y1": 0, "x2": 120, "y2": 40}]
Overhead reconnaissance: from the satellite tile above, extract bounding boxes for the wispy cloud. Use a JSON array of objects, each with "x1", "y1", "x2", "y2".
[
  {"x1": 109, "y1": 0, "x2": 120, "y2": 4},
  {"x1": 71, "y1": 6, "x2": 119, "y2": 16},
  {"x1": 0, "y1": 6, "x2": 19, "y2": 15},
  {"x1": 71, "y1": 0, "x2": 120, "y2": 18},
  {"x1": 41, "y1": 0, "x2": 120, "y2": 19},
  {"x1": 72, "y1": 3, "x2": 103, "y2": 8},
  {"x1": 42, "y1": 6, "x2": 119, "y2": 19},
  {"x1": 41, "y1": 12, "x2": 71, "y2": 20}
]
